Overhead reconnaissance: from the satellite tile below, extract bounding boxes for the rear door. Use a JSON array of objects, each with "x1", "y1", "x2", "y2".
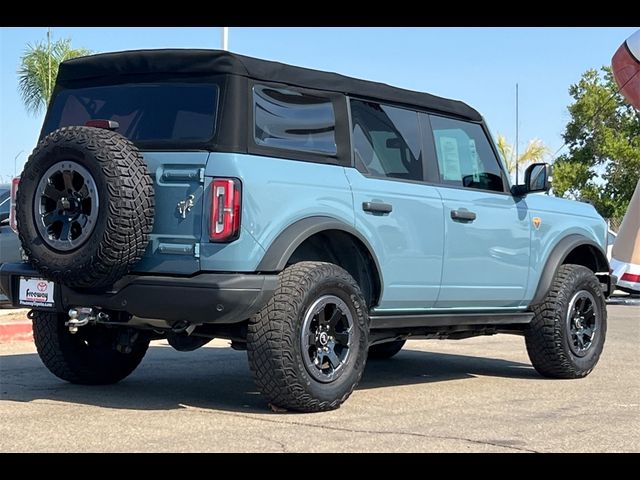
[
  {"x1": 346, "y1": 99, "x2": 444, "y2": 311},
  {"x1": 43, "y1": 81, "x2": 221, "y2": 275},
  {"x1": 429, "y1": 115, "x2": 531, "y2": 308}
]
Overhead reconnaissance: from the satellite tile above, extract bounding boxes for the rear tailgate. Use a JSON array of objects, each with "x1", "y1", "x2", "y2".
[{"x1": 132, "y1": 152, "x2": 208, "y2": 275}]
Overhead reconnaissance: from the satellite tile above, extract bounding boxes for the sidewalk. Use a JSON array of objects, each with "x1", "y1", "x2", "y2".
[{"x1": 0, "y1": 308, "x2": 32, "y2": 343}]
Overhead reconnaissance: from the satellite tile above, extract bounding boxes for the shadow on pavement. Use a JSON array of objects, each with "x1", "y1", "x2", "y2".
[{"x1": 0, "y1": 345, "x2": 537, "y2": 414}]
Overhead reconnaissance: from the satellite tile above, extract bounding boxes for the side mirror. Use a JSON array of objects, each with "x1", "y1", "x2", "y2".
[{"x1": 512, "y1": 162, "x2": 552, "y2": 196}]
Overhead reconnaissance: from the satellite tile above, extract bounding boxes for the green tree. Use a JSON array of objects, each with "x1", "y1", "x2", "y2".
[
  {"x1": 496, "y1": 133, "x2": 550, "y2": 178},
  {"x1": 553, "y1": 67, "x2": 640, "y2": 218},
  {"x1": 18, "y1": 35, "x2": 91, "y2": 115}
]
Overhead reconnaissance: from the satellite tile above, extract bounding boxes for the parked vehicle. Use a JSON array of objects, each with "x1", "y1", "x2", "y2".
[
  {"x1": 0, "y1": 183, "x2": 21, "y2": 304},
  {"x1": 0, "y1": 184, "x2": 10, "y2": 223},
  {"x1": 0, "y1": 50, "x2": 613, "y2": 411},
  {"x1": 610, "y1": 179, "x2": 640, "y2": 295},
  {"x1": 607, "y1": 229, "x2": 617, "y2": 261}
]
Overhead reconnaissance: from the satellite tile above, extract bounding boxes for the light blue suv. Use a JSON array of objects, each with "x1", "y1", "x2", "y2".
[{"x1": 0, "y1": 50, "x2": 613, "y2": 412}]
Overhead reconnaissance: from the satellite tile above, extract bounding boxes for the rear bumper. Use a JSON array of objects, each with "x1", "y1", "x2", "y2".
[{"x1": 0, "y1": 263, "x2": 278, "y2": 324}]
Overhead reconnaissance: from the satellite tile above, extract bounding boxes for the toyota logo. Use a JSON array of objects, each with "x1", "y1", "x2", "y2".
[{"x1": 37, "y1": 282, "x2": 48, "y2": 292}]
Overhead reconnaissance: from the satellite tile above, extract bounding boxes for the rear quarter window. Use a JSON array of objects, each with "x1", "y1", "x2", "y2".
[{"x1": 253, "y1": 85, "x2": 337, "y2": 156}]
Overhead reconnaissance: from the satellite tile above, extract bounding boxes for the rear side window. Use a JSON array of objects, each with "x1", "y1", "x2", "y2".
[
  {"x1": 350, "y1": 100, "x2": 423, "y2": 182},
  {"x1": 430, "y1": 115, "x2": 505, "y2": 192},
  {"x1": 253, "y1": 85, "x2": 337, "y2": 156},
  {"x1": 44, "y1": 83, "x2": 219, "y2": 145}
]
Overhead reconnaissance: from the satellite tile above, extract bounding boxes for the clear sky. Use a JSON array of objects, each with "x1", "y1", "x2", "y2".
[{"x1": 0, "y1": 26, "x2": 637, "y2": 181}]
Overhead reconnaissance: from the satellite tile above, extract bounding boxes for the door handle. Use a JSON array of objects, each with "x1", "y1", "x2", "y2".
[
  {"x1": 362, "y1": 201, "x2": 393, "y2": 214},
  {"x1": 451, "y1": 209, "x2": 476, "y2": 222}
]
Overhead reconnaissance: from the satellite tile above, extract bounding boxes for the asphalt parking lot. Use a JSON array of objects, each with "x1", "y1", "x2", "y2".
[{"x1": 0, "y1": 304, "x2": 638, "y2": 453}]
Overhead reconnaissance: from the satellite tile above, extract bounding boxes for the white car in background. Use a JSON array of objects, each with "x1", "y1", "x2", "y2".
[
  {"x1": 609, "y1": 179, "x2": 640, "y2": 296},
  {"x1": 607, "y1": 228, "x2": 640, "y2": 295},
  {"x1": 611, "y1": 257, "x2": 640, "y2": 295},
  {"x1": 607, "y1": 230, "x2": 616, "y2": 261}
]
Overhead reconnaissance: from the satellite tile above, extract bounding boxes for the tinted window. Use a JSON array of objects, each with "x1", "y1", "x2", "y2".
[
  {"x1": 430, "y1": 115, "x2": 505, "y2": 192},
  {"x1": 350, "y1": 100, "x2": 423, "y2": 182},
  {"x1": 44, "y1": 83, "x2": 219, "y2": 144},
  {"x1": 253, "y1": 85, "x2": 337, "y2": 155}
]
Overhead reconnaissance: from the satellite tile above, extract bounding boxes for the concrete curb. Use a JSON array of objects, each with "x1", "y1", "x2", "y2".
[
  {"x1": 0, "y1": 309, "x2": 33, "y2": 343},
  {"x1": 0, "y1": 321, "x2": 33, "y2": 343}
]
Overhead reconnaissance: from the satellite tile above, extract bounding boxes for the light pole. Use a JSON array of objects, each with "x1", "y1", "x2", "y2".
[{"x1": 14, "y1": 150, "x2": 25, "y2": 176}]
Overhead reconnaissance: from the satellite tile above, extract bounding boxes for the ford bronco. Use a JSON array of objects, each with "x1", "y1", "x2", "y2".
[{"x1": 0, "y1": 49, "x2": 613, "y2": 412}]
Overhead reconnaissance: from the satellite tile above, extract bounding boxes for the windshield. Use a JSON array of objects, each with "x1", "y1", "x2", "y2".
[{"x1": 43, "y1": 83, "x2": 219, "y2": 147}]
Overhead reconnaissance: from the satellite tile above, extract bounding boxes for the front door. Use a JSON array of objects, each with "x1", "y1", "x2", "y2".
[{"x1": 429, "y1": 115, "x2": 530, "y2": 309}]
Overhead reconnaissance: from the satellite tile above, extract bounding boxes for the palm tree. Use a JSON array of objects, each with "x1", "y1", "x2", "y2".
[
  {"x1": 18, "y1": 34, "x2": 91, "y2": 115},
  {"x1": 496, "y1": 133, "x2": 550, "y2": 180}
]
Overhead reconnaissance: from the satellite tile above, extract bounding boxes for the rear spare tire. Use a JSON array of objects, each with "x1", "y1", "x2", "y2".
[{"x1": 17, "y1": 126, "x2": 154, "y2": 289}]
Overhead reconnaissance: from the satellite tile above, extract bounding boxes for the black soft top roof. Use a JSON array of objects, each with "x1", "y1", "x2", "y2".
[{"x1": 57, "y1": 49, "x2": 482, "y2": 121}]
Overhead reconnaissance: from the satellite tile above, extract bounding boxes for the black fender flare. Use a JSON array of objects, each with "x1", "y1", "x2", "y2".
[
  {"x1": 530, "y1": 234, "x2": 609, "y2": 306},
  {"x1": 256, "y1": 215, "x2": 383, "y2": 285}
]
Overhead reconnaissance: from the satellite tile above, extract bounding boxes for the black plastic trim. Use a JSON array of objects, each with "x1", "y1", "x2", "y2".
[
  {"x1": 530, "y1": 234, "x2": 610, "y2": 306},
  {"x1": 0, "y1": 263, "x2": 277, "y2": 325},
  {"x1": 256, "y1": 216, "x2": 382, "y2": 274},
  {"x1": 370, "y1": 311, "x2": 533, "y2": 329}
]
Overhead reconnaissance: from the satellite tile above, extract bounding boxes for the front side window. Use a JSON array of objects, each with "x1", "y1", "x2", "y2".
[
  {"x1": 253, "y1": 85, "x2": 337, "y2": 156},
  {"x1": 430, "y1": 115, "x2": 505, "y2": 192},
  {"x1": 44, "y1": 83, "x2": 219, "y2": 145},
  {"x1": 350, "y1": 100, "x2": 423, "y2": 182}
]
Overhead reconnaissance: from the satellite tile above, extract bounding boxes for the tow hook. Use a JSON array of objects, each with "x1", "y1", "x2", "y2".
[{"x1": 66, "y1": 308, "x2": 109, "y2": 334}]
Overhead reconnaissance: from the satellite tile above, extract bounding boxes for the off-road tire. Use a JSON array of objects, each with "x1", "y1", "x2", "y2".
[
  {"x1": 247, "y1": 262, "x2": 369, "y2": 412},
  {"x1": 525, "y1": 264, "x2": 607, "y2": 379},
  {"x1": 32, "y1": 310, "x2": 149, "y2": 385},
  {"x1": 368, "y1": 339, "x2": 406, "y2": 359},
  {"x1": 17, "y1": 126, "x2": 154, "y2": 289}
]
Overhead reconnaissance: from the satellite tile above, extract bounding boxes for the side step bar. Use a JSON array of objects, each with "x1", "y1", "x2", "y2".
[{"x1": 369, "y1": 312, "x2": 533, "y2": 329}]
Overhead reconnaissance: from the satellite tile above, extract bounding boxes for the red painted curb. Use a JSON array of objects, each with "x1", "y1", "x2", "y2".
[{"x1": 0, "y1": 322, "x2": 33, "y2": 343}]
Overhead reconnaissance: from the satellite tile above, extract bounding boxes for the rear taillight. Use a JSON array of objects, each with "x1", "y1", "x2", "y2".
[
  {"x1": 9, "y1": 176, "x2": 20, "y2": 233},
  {"x1": 621, "y1": 272, "x2": 640, "y2": 283},
  {"x1": 210, "y1": 178, "x2": 241, "y2": 242}
]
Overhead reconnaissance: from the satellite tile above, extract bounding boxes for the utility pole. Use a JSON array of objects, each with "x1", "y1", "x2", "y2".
[
  {"x1": 515, "y1": 83, "x2": 519, "y2": 185},
  {"x1": 221, "y1": 27, "x2": 229, "y2": 51}
]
